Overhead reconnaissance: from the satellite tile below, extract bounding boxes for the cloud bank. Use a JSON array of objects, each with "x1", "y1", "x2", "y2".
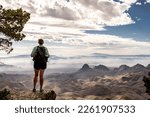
[{"x1": 1, "y1": 0, "x2": 136, "y2": 26}]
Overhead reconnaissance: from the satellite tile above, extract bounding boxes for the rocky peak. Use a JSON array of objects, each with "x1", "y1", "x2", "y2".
[
  {"x1": 117, "y1": 65, "x2": 130, "y2": 72},
  {"x1": 79, "y1": 64, "x2": 92, "y2": 72},
  {"x1": 94, "y1": 65, "x2": 109, "y2": 71},
  {"x1": 147, "y1": 64, "x2": 150, "y2": 69},
  {"x1": 131, "y1": 64, "x2": 145, "y2": 70}
]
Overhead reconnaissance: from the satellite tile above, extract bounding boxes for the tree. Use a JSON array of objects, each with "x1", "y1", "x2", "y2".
[{"x1": 0, "y1": 5, "x2": 30, "y2": 53}]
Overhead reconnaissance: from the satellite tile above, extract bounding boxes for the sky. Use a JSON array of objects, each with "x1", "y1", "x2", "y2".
[{"x1": 1, "y1": 0, "x2": 150, "y2": 71}]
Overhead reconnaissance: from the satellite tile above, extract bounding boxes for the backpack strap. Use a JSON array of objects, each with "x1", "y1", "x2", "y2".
[{"x1": 37, "y1": 46, "x2": 45, "y2": 56}]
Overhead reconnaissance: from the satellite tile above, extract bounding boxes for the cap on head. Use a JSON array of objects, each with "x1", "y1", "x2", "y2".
[{"x1": 38, "y1": 39, "x2": 44, "y2": 45}]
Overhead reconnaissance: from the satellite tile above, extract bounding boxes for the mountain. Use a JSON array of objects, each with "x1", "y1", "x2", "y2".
[
  {"x1": 118, "y1": 65, "x2": 130, "y2": 71},
  {"x1": 55, "y1": 63, "x2": 150, "y2": 99},
  {"x1": 0, "y1": 63, "x2": 150, "y2": 100},
  {"x1": 94, "y1": 65, "x2": 110, "y2": 71},
  {"x1": 114, "y1": 65, "x2": 130, "y2": 73},
  {"x1": 146, "y1": 64, "x2": 150, "y2": 69},
  {"x1": 79, "y1": 64, "x2": 92, "y2": 72},
  {"x1": 129, "y1": 64, "x2": 145, "y2": 72}
]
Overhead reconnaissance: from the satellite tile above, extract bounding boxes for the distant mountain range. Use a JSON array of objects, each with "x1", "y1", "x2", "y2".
[
  {"x1": 0, "y1": 62, "x2": 5, "y2": 66},
  {"x1": 45, "y1": 63, "x2": 150, "y2": 99},
  {"x1": 78, "y1": 63, "x2": 149, "y2": 75},
  {"x1": 1, "y1": 53, "x2": 150, "y2": 60},
  {"x1": 0, "y1": 62, "x2": 13, "y2": 67},
  {"x1": 0, "y1": 63, "x2": 150, "y2": 99}
]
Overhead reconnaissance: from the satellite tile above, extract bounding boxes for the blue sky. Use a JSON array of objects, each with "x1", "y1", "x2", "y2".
[{"x1": 86, "y1": 0, "x2": 150, "y2": 41}]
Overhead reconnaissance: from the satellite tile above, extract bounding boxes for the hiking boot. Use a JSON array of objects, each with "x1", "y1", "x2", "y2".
[
  {"x1": 40, "y1": 89, "x2": 43, "y2": 93},
  {"x1": 33, "y1": 88, "x2": 36, "y2": 92}
]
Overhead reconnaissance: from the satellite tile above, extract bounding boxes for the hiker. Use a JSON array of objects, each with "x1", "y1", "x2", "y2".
[{"x1": 31, "y1": 39, "x2": 49, "y2": 92}]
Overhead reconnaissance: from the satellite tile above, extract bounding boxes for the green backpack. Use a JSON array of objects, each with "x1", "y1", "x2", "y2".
[{"x1": 33, "y1": 46, "x2": 47, "y2": 62}]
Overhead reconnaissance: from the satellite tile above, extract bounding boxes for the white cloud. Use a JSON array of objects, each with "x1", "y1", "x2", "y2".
[
  {"x1": 147, "y1": 0, "x2": 150, "y2": 3},
  {"x1": 15, "y1": 31, "x2": 150, "y2": 57},
  {"x1": 74, "y1": 34, "x2": 150, "y2": 55},
  {"x1": 119, "y1": 0, "x2": 138, "y2": 5},
  {"x1": 136, "y1": 2, "x2": 142, "y2": 5},
  {"x1": 1, "y1": 0, "x2": 136, "y2": 26}
]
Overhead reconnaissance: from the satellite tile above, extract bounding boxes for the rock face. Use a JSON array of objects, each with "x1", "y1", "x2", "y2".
[
  {"x1": 130, "y1": 64, "x2": 145, "y2": 72},
  {"x1": 122, "y1": 76, "x2": 131, "y2": 81},
  {"x1": 78, "y1": 63, "x2": 147, "y2": 75},
  {"x1": 41, "y1": 90, "x2": 56, "y2": 100},
  {"x1": 94, "y1": 65, "x2": 109, "y2": 71},
  {"x1": 147, "y1": 64, "x2": 150, "y2": 69},
  {"x1": 143, "y1": 76, "x2": 150, "y2": 94},
  {"x1": 0, "y1": 89, "x2": 57, "y2": 100},
  {"x1": 0, "y1": 89, "x2": 10, "y2": 100},
  {"x1": 114, "y1": 64, "x2": 145, "y2": 73},
  {"x1": 79, "y1": 64, "x2": 92, "y2": 72},
  {"x1": 117, "y1": 65, "x2": 130, "y2": 72}
]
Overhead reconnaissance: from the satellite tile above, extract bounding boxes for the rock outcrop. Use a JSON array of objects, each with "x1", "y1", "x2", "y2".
[
  {"x1": 116, "y1": 65, "x2": 130, "y2": 72},
  {"x1": 79, "y1": 64, "x2": 92, "y2": 72},
  {"x1": 130, "y1": 64, "x2": 145, "y2": 72},
  {"x1": 143, "y1": 75, "x2": 150, "y2": 94},
  {"x1": 94, "y1": 65, "x2": 109, "y2": 71},
  {"x1": 0, "y1": 89, "x2": 57, "y2": 100},
  {"x1": 0, "y1": 89, "x2": 10, "y2": 100}
]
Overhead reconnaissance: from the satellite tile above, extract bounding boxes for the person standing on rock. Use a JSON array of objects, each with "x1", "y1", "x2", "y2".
[{"x1": 31, "y1": 39, "x2": 49, "y2": 92}]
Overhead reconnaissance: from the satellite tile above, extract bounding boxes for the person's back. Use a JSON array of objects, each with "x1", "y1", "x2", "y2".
[
  {"x1": 33, "y1": 46, "x2": 46, "y2": 62},
  {"x1": 31, "y1": 39, "x2": 49, "y2": 92}
]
